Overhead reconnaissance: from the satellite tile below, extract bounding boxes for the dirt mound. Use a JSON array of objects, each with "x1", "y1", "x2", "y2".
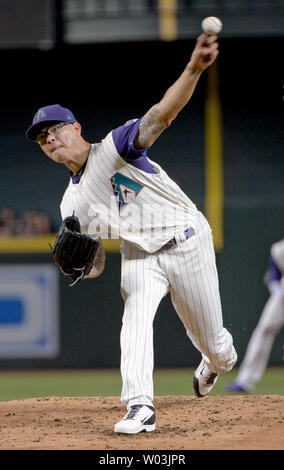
[{"x1": 0, "y1": 395, "x2": 283, "y2": 450}]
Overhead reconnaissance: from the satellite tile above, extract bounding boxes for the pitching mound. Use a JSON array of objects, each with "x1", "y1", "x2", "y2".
[{"x1": 0, "y1": 395, "x2": 283, "y2": 450}]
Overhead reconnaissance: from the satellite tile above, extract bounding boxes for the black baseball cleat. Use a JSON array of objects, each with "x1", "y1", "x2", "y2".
[
  {"x1": 193, "y1": 359, "x2": 218, "y2": 397},
  {"x1": 114, "y1": 405, "x2": 156, "y2": 434}
]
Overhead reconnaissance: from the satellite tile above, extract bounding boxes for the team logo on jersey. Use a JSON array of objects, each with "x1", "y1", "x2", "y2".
[
  {"x1": 35, "y1": 108, "x2": 46, "y2": 122},
  {"x1": 111, "y1": 172, "x2": 144, "y2": 212}
]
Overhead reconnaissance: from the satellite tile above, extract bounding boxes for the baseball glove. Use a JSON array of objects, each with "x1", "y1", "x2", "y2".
[{"x1": 51, "y1": 213, "x2": 99, "y2": 286}]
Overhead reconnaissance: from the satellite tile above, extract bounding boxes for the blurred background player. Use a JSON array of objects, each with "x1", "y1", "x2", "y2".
[{"x1": 227, "y1": 238, "x2": 284, "y2": 393}]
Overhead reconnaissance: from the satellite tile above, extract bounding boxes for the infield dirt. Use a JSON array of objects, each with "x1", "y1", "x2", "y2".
[{"x1": 0, "y1": 395, "x2": 283, "y2": 450}]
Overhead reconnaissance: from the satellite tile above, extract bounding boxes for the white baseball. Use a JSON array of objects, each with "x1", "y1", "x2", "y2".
[{"x1": 201, "y1": 17, "x2": 223, "y2": 35}]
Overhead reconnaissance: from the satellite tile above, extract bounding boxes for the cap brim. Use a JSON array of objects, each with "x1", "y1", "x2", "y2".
[{"x1": 25, "y1": 120, "x2": 61, "y2": 141}]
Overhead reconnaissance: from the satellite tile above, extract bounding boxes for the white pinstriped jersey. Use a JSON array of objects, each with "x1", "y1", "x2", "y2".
[{"x1": 60, "y1": 125, "x2": 199, "y2": 253}]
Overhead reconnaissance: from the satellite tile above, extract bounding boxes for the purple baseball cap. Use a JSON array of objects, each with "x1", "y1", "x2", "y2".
[{"x1": 26, "y1": 104, "x2": 76, "y2": 141}]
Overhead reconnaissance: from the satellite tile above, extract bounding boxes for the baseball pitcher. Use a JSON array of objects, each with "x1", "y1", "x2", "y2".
[{"x1": 26, "y1": 34, "x2": 237, "y2": 434}]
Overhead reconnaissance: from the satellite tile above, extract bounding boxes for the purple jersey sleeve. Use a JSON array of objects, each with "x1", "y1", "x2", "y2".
[
  {"x1": 268, "y1": 254, "x2": 282, "y2": 283},
  {"x1": 112, "y1": 118, "x2": 150, "y2": 161}
]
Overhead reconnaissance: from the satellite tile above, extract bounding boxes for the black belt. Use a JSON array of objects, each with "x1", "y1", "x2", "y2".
[{"x1": 158, "y1": 227, "x2": 196, "y2": 253}]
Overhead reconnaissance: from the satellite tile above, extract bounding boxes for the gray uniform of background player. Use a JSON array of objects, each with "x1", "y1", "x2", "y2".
[{"x1": 228, "y1": 239, "x2": 284, "y2": 393}]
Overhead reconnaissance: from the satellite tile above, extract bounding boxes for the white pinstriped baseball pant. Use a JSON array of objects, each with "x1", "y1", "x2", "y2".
[{"x1": 120, "y1": 211, "x2": 237, "y2": 409}]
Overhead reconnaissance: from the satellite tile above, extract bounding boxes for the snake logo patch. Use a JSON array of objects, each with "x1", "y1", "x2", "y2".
[{"x1": 111, "y1": 172, "x2": 144, "y2": 212}]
